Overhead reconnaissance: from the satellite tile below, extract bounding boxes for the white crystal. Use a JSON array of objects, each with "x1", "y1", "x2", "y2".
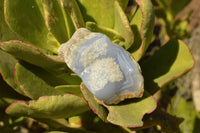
[{"x1": 59, "y1": 28, "x2": 144, "y2": 104}]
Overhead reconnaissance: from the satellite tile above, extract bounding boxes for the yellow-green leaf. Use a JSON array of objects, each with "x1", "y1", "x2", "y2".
[
  {"x1": 141, "y1": 40, "x2": 194, "y2": 93},
  {"x1": 76, "y1": 0, "x2": 128, "y2": 28},
  {"x1": 114, "y1": 1, "x2": 134, "y2": 49},
  {"x1": 129, "y1": 0, "x2": 154, "y2": 61},
  {"x1": 61, "y1": 0, "x2": 85, "y2": 29},
  {"x1": 4, "y1": 0, "x2": 60, "y2": 54},
  {"x1": 14, "y1": 62, "x2": 67, "y2": 99},
  {"x1": 1, "y1": 40, "x2": 65, "y2": 69},
  {"x1": 0, "y1": 50, "x2": 24, "y2": 94},
  {"x1": 43, "y1": 0, "x2": 75, "y2": 43},
  {"x1": 6, "y1": 95, "x2": 89, "y2": 119}
]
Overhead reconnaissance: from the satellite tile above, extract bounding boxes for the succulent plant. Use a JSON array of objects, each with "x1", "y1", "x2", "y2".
[
  {"x1": 0, "y1": 0, "x2": 194, "y2": 132},
  {"x1": 153, "y1": 0, "x2": 192, "y2": 40}
]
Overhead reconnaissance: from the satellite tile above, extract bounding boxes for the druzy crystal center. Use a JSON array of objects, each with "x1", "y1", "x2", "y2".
[{"x1": 87, "y1": 58, "x2": 123, "y2": 92}]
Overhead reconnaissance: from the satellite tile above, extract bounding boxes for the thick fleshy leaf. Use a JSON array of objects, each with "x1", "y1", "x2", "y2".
[
  {"x1": 0, "y1": 0, "x2": 21, "y2": 42},
  {"x1": 0, "y1": 75, "x2": 28, "y2": 108},
  {"x1": 0, "y1": 50, "x2": 24, "y2": 94},
  {"x1": 154, "y1": 0, "x2": 191, "y2": 40},
  {"x1": 80, "y1": 111, "x2": 129, "y2": 133},
  {"x1": 6, "y1": 95, "x2": 89, "y2": 119},
  {"x1": 55, "y1": 73, "x2": 82, "y2": 85},
  {"x1": 77, "y1": 0, "x2": 128, "y2": 28},
  {"x1": 141, "y1": 40, "x2": 194, "y2": 94},
  {"x1": 105, "y1": 91, "x2": 157, "y2": 127},
  {"x1": 55, "y1": 85, "x2": 83, "y2": 97},
  {"x1": 86, "y1": 21, "x2": 124, "y2": 42},
  {"x1": 114, "y1": 1, "x2": 134, "y2": 49},
  {"x1": 80, "y1": 83, "x2": 108, "y2": 122},
  {"x1": 14, "y1": 62, "x2": 68, "y2": 99},
  {"x1": 129, "y1": 0, "x2": 154, "y2": 61},
  {"x1": 61, "y1": 0, "x2": 85, "y2": 29},
  {"x1": 167, "y1": 95, "x2": 200, "y2": 133},
  {"x1": 43, "y1": 0, "x2": 75, "y2": 43},
  {"x1": 140, "y1": 108, "x2": 183, "y2": 132},
  {"x1": 81, "y1": 83, "x2": 157, "y2": 127},
  {"x1": 1, "y1": 40, "x2": 65, "y2": 69},
  {"x1": 4, "y1": 0, "x2": 60, "y2": 53}
]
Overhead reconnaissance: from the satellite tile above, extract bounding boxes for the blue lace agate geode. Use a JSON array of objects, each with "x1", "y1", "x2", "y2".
[{"x1": 59, "y1": 28, "x2": 144, "y2": 104}]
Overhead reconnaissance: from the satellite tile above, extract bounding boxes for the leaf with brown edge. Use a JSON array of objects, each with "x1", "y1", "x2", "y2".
[
  {"x1": 4, "y1": 0, "x2": 60, "y2": 54},
  {"x1": 1, "y1": 40, "x2": 65, "y2": 70},
  {"x1": 114, "y1": 1, "x2": 134, "y2": 49},
  {"x1": 80, "y1": 83, "x2": 108, "y2": 122},
  {"x1": 141, "y1": 40, "x2": 195, "y2": 94},
  {"x1": 6, "y1": 94, "x2": 89, "y2": 119},
  {"x1": 43, "y1": 0, "x2": 75, "y2": 44},
  {"x1": 0, "y1": 49, "x2": 24, "y2": 94},
  {"x1": 104, "y1": 91, "x2": 157, "y2": 127},
  {"x1": 80, "y1": 83, "x2": 157, "y2": 127},
  {"x1": 14, "y1": 62, "x2": 67, "y2": 99},
  {"x1": 0, "y1": 75, "x2": 29, "y2": 108},
  {"x1": 128, "y1": 0, "x2": 155, "y2": 61},
  {"x1": 61, "y1": 0, "x2": 85, "y2": 29}
]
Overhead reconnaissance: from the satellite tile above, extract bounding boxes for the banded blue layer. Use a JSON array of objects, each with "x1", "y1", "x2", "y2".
[{"x1": 59, "y1": 28, "x2": 144, "y2": 104}]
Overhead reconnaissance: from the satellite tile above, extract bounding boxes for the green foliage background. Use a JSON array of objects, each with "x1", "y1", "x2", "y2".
[{"x1": 0, "y1": 0, "x2": 197, "y2": 133}]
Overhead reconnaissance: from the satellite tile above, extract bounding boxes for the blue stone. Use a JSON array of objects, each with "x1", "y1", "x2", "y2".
[{"x1": 59, "y1": 28, "x2": 144, "y2": 104}]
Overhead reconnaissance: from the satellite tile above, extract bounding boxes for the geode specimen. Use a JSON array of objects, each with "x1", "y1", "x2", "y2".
[{"x1": 59, "y1": 28, "x2": 144, "y2": 104}]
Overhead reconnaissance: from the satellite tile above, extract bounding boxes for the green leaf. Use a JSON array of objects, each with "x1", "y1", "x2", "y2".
[
  {"x1": 0, "y1": 75, "x2": 29, "y2": 108},
  {"x1": 167, "y1": 95, "x2": 200, "y2": 133},
  {"x1": 6, "y1": 94, "x2": 89, "y2": 119},
  {"x1": 4, "y1": 0, "x2": 60, "y2": 54},
  {"x1": 43, "y1": 0, "x2": 75, "y2": 43},
  {"x1": 155, "y1": 0, "x2": 168, "y2": 8},
  {"x1": 55, "y1": 85, "x2": 83, "y2": 97},
  {"x1": 114, "y1": 1, "x2": 134, "y2": 49},
  {"x1": 172, "y1": 19, "x2": 189, "y2": 39},
  {"x1": 86, "y1": 21, "x2": 124, "y2": 42},
  {"x1": 1, "y1": 40, "x2": 65, "y2": 69},
  {"x1": 168, "y1": 0, "x2": 191, "y2": 17},
  {"x1": 141, "y1": 40, "x2": 194, "y2": 94},
  {"x1": 0, "y1": 75, "x2": 26, "y2": 99},
  {"x1": 0, "y1": 0, "x2": 21, "y2": 42},
  {"x1": 116, "y1": 0, "x2": 129, "y2": 11},
  {"x1": 55, "y1": 73, "x2": 82, "y2": 85},
  {"x1": 140, "y1": 108, "x2": 183, "y2": 132},
  {"x1": 80, "y1": 83, "x2": 108, "y2": 122},
  {"x1": 129, "y1": 0, "x2": 155, "y2": 61},
  {"x1": 81, "y1": 83, "x2": 157, "y2": 127},
  {"x1": 14, "y1": 62, "x2": 67, "y2": 99},
  {"x1": 0, "y1": 50, "x2": 24, "y2": 94},
  {"x1": 61, "y1": 0, "x2": 85, "y2": 29},
  {"x1": 105, "y1": 91, "x2": 157, "y2": 127},
  {"x1": 77, "y1": 0, "x2": 128, "y2": 28},
  {"x1": 80, "y1": 111, "x2": 129, "y2": 133}
]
